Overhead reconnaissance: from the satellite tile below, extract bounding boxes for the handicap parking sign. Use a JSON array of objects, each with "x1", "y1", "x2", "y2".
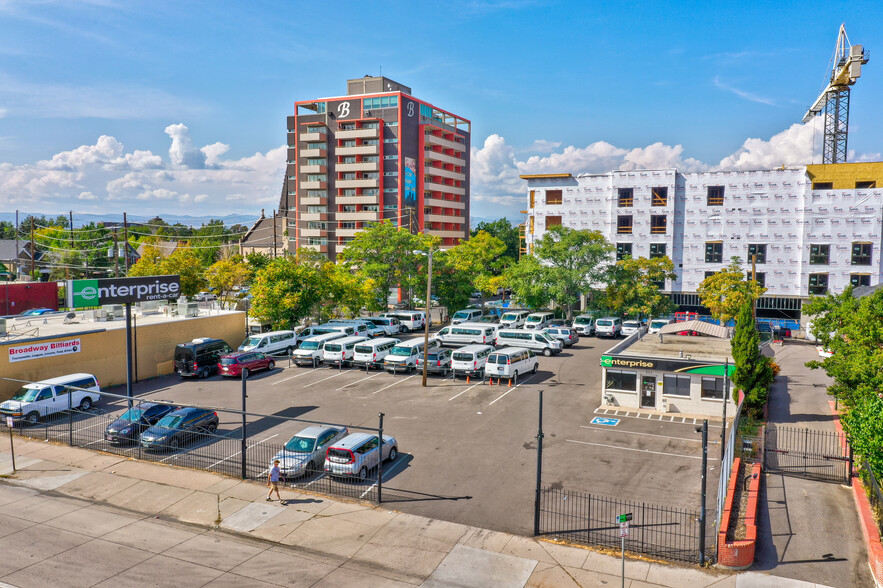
[{"x1": 590, "y1": 416, "x2": 620, "y2": 427}]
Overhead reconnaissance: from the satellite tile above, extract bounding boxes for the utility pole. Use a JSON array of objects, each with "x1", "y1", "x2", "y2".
[
  {"x1": 14, "y1": 210, "x2": 19, "y2": 280},
  {"x1": 721, "y1": 358, "x2": 729, "y2": 463},
  {"x1": 67, "y1": 210, "x2": 75, "y2": 280},
  {"x1": 272, "y1": 210, "x2": 278, "y2": 259},
  {"x1": 123, "y1": 212, "x2": 130, "y2": 273},
  {"x1": 113, "y1": 230, "x2": 120, "y2": 277},
  {"x1": 30, "y1": 218, "x2": 35, "y2": 279}
]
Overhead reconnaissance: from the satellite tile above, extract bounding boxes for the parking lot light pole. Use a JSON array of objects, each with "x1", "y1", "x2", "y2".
[
  {"x1": 534, "y1": 389, "x2": 544, "y2": 536},
  {"x1": 241, "y1": 369, "x2": 247, "y2": 480}
]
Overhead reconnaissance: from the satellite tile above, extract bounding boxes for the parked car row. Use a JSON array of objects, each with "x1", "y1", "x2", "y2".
[{"x1": 104, "y1": 405, "x2": 219, "y2": 451}]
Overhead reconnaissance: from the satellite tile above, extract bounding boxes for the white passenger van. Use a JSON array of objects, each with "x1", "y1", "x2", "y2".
[
  {"x1": 292, "y1": 333, "x2": 346, "y2": 367},
  {"x1": 353, "y1": 338, "x2": 401, "y2": 369},
  {"x1": 450, "y1": 308, "x2": 483, "y2": 325},
  {"x1": 322, "y1": 336, "x2": 369, "y2": 367},
  {"x1": 380, "y1": 311, "x2": 426, "y2": 332},
  {"x1": 451, "y1": 345, "x2": 495, "y2": 378},
  {"x1": 484, "y1": 347, "x2": 539, "y2": 379},
  {"x1": 494, "y1": 329, "x2": 563, "y2": 356},
  {"x1": 383, "y1": 337, "x2": 441, "y2": 373},
  {"x1": 238, "y1": 330, "x2": 298, "y2": 355},
  {"x1": 0, "y1": 373, "x2": 101, "y2": 425},
  {"x1": 499, "y1": 310, "x2": 530, "y2": 329},
  {"x1": 435, "y1": 323, "x2": 498, "y2": 347},
  {"x1": 523, "y1": 312, "x2": 555, "y2": 330}
]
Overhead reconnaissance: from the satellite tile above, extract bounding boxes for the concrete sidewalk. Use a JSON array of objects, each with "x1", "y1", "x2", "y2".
[{"x1": 0, "y1": 437, "x2": 828, "y2": 587}]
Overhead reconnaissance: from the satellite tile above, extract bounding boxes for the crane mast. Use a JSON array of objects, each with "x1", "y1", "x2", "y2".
[{"x1": 802, "y1": 24, "x2": 869, "y2": 164}]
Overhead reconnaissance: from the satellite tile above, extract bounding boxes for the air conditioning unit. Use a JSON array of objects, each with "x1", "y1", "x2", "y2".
[
  {"x1": 88, "y1": 309, "x2": 107, "y2": 322},
  {"x1": 177, "y1": 302, "x2": 200, "y2": 318},
  {"x1": 102, "y1": 304, "x2": 124, "y2": 320}
]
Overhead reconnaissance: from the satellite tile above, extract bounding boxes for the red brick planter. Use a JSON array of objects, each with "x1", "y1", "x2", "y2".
[{"x1": 718, "y1": 458, "x2": 762, "y2": 570}]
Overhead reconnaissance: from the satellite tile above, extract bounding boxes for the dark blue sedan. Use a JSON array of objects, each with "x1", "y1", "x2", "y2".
[
  {"x1": 104, "y1": 403, "x2": 178, "y2": 445},
  {"x1": 140, "y1": 407, "x2": 219, "y2": 451}
]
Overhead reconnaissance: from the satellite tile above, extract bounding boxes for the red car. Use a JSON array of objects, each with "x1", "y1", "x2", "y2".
[{"x1": 218, "y1": 352, "x2": 275, "y2": 378}]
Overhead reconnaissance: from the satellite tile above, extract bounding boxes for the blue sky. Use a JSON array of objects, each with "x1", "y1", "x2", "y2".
[{"x1": 1, "y1": 0, "x2": 881, "y2": 222}]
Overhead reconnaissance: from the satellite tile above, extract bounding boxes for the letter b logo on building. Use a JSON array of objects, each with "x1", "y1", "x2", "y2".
[{"x1": 71, "y1": 279, "x2": 100, "y2": 308}]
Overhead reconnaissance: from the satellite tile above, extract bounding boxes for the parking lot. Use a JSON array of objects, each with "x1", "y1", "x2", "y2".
[{"x1": 89, "y1": 333, "x2": 720, "y2": 537}]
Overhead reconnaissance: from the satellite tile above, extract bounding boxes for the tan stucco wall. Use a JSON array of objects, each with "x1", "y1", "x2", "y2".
[{"x1": 0, "y1": 313, "x2": 245, "y2": 400}]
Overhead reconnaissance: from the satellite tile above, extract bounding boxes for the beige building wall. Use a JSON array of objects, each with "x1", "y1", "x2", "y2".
[{"x1": 0, "y1": 313, "x2": 245, "y2": 400}]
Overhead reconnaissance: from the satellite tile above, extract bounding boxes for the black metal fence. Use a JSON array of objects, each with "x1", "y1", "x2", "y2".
[
  {"x1": 764, "y1": 425, "x2": 852, "y2": 484},
  {"x1": 862, "y1": 461, "x2": 883, "y2": 539},
  {"x1": 0, "y1": 385, "x2": 393, "y2": 504},
  {"x1": 537, "y1": 487, "x2": 706, "y2": 563}
]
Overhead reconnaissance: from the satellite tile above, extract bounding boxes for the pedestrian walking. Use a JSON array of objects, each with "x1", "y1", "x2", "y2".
[{"x1": 267, "y1": 459, "x2": 282, "y2": 501}]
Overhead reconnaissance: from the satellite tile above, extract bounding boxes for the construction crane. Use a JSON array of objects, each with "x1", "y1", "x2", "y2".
[{"x1": 802, "y1": 24, "x2": 869, "y2": 164}]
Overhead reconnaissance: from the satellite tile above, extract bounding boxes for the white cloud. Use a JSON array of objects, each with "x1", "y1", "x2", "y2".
[
  {"x1": 165, "y1": 123, "x2": 206, "y2": 169},
  {"x1": 77, "y1": 191, "x2": 97, "y2": 200},
  {"x1": 713, "y1": 76, "x2": 776, "y2": 106},
  {"x1": 201, "y1": 142, "x2": 230, "y2": 167},
  {"x1": 717, "y1": 118, "x2": 822, "y2": 170}
]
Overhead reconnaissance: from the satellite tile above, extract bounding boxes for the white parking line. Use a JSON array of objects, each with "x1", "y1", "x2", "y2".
[
  {"x1": 336, "y1": 372, "x2": 384, "y2": 391},
  {"x1": 565, "y1": 438, "x2": 702, "y2": 459},
  {"x1": 207, "y1": 434, "x2": 279, "y2": 469},
  {"x1": 579, "y1": 425, "x2": 708, "y2": 443},
  {"x1": 302, "y1": 372, "x2": 346, "y2": 388},
  {"x1": 304, "y1": 472, "x2": 327, "y2": 487},
  {"x1": 373, "y1": 375, "x2": 415, "y2": 394},
  {"x1": 449, "y1": 382, "x2": 481, "y2": 401},
  {"x1": 360, "y1": 456, "x2": 409, "y2": 499},
  {"x1": 271, "y1": 369, "x2": 318, "y2": 385},
  {"x1": 488, "y1": 376, "x2": 535, "y2": 406}
]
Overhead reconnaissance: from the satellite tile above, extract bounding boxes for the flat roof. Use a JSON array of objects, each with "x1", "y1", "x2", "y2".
[
  {"x1": 1, "y1": 308, "x2": 243, "y2": 345},
  {"x1": 619, "y1": 333, "x2": 733, "y2": 364},
  {"x1": 519, "y1": 173, "x2": 573, "y2": 180}
]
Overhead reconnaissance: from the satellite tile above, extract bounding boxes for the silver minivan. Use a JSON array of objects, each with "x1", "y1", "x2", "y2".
[
  {"x1": 451, "y1": 344, "x2": 495, "y2": 378},
  {"x1": 324, "y1": 432, "x2": 398, "y2": 481}
]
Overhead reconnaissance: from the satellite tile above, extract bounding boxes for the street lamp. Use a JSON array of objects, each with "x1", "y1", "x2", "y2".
[{"x1": 414, "y1": 249, "x2": 434, "y2": 387}]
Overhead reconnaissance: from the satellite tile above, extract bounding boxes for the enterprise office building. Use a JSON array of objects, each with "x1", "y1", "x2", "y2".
[{"x1": 521, "y1": 162, "x2": 883, "y2": 325}]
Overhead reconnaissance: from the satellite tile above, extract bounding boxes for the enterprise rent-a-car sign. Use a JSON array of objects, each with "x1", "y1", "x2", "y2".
[{"x1": 67, "y1": 276, "x2": 181, "y2": 308}]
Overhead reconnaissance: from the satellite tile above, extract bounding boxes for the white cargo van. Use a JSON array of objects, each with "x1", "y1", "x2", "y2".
[
  {"x1": 381, "y1": 311, "x2": 426, "y2": 332},
  {"x1": 524, "y1": 312, "x2": 555, "y2": 330},
  {"x1": 499, "y1": 310, "x2": 530, "y2": 329},
  {"x1": 484, "y1": 348, "x2": 539, "y2": 379},
  {"x1": 494, "y1": 329, "x2": 563, "y2": 356},
  {"x1": 238, "y1": 330, "x2": 298, "y2": 355},
  {"x1": 451, "y1": 345, "x2": 495, "y2": 378},
  {"x1": 292, "y1": 333, "x2": 346, "y2": 367},
  {"x1": 435, "y1": 323, "x2": 498, "y2": 347},
  {"x1": 647, "y1": 318, "x2": 674, "y2": 334},
  {"x1": 572, "y1": 315, "x2": 597, "y2": 336},
  {"x1": 322, "y1": 336, "x2": 369, "y2": 367},
  {"x1": 450, "y1": 308, "x2": 482, "y2": 325},
  {"x1": 383, "y1": 337, "x2": 441, "y2": 373},
  {"x1": 353, "y1": 338, "x2": 401, "y2": 369},
  {"x1": 0, "y1": 373, "x2": 101, "y2": 425}
]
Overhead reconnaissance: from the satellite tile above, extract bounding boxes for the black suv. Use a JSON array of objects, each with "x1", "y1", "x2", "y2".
[{"x1": 174, "y1": 338, "x2": 232, "y2": 378}]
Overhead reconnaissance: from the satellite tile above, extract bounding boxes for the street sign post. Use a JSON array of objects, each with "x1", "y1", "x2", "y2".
[
  {"x1": 6, "y1": 416, "x2": 14, "y2": 473},
  {"x1": 618, "y1": 513, "x2": 632, "y2": 588}
]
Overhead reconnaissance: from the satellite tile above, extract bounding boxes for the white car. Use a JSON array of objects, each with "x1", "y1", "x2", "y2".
[
  {"x1": 647, "y1": 318, "x2": 674, "y2": 334},
  {"x1": 817, "y1": 346, "x2": 833, "y2": 358},
  {"x1": 621, "y1": 320, "x2": 646, "y2": 337},
  {"x1": 194, "y1": 292, "x2": 217, "y2": 301}
]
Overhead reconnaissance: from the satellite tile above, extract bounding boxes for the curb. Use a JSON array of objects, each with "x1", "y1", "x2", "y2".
[{"x1": 717, "y1": 458, "x2": 762, "y2": 570}]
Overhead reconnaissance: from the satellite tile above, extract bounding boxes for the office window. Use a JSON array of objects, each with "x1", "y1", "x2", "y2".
[
  {"x1": 306, "y1": 206, "x2": 326, "y2": 214},
  {"x1": 616, "y1": 243, "x2": 633, "y2": 261},
  {"x1": 705, "y1": 242, "x2": 723, "y2": 263},
  {"x1": 605, "y1": 370, "x2": 637, "y2": 392},
  {"x1": 340, "y1": 140, "x2": 356, "y2": 148},
  {"x1": 618, "y1": 188, "x2": 634, "y2": 207},
  {"x1": 746, "y1": 272, "x2": 766, "y2": 288},
  {"x1": 812, "y1": 182, "x2": 833, "y2": 190},
  {"x1": 340, "y1": 205, "x2": 356, "y2": 213},
  {"x1": 850, "y1": 274, "x2": 871, "y2": 288},
  {"x1": 546, "y1": 216, "x2": 562, "y2": 228},
  {"x1": 306, "y1": 222, "x2": 326, "y2": 230},
  {"x1": 617, "y1": 215, "x2": 633, "y2": 234},
  {"x1": 851, "y1": 243, "x2": 872, "y2": 266},
  {"x1": 809, "y1": 244, "x2": 830, "y2": 265},
  {"x1": 704, "y1": 271, "x2": 716, "y2": 279},
  {"x1": 856, "y1": 181, "x2": 876, "y2": 189},
  {"x1": 340, "y1": 222, "x2": 357, "y2": 230},
  {"x1": 545, "y1": 190, "x2": 563, "y2": 205},
  {"x1": 747, "y1": 244, "x2": 766, "y2": 264},
  {"x1": 663, "y1": 374, "x2": 691, "y2": 397},
  {"x1": 651, "y1": 187, "x2": 668, "y2": 206},
  {"x1": 700, "y1": 377, "x2": 724, "y2": 399},
  {"x1": 808, "y1": 273, "x2": 829, "y2": 295},
  {"x1": 707, "y1": 186, "x2": 725, "y2": 206},
  {"x1": 649, "y1": 243, "x2": 666, "y2": 259},
  {"x1": 650, "y1": 215, "x2": 667, "y2": 234}
]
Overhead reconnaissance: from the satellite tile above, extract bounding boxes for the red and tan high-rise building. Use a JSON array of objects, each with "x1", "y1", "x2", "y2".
[{"x1": 275, "y1": 76, "x2": 471, "y2": 258}]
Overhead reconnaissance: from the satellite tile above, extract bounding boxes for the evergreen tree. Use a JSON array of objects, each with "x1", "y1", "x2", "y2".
[{"x1": 730, "y1": 300, "x2": 774, "y2": 412}]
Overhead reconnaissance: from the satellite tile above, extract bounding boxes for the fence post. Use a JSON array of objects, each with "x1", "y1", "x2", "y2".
[
  {"x1": 68, "y1": 386, "x2": 73, "y2": 447},
  {"x1": 534, "y1": 389, "x2": 544, "y2": 536},
  {"x1": 699, "y1": 419, "x2": 708, "y2": 566},
  {"x1": 241, "y1": 369, "x2": 247, "y2": 480},
  {"x1": 847, "y1": 444, "x2": 854, "y2": 487},
  {"x1": 804, "y1": 428, "x2": 809, "y2": 477},
  {"x1": 377, "y1": 412, "x2": 384, "y2": 503}
]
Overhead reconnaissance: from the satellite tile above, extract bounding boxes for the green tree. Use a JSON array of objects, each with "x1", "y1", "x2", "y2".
[
  {"x1": 205, "y1": 256, "x2": 251, "y2": 301},
  {"x1": 321, "y1": 262, "x2": 375, "y2": 320},
  {"x1": 160, "y1": 248, "x2": 205, "y2": 297},
  {"x1": 0, "y1": 221, "x2": 15, "y2": 240},
  {"x1": 445, "y1": 231, "x2": 508, "y2": 298},
  {"x1": 604, "y1": 256, "x2": 677, "y2": 318},
  {"x1": 526, "y1": 226, "x2": 613, "y2": 319},
  {"x1": 250, "y1": 258, "x2": 325, "y2": 329},
  {"x1": 730, "y1": 300, "x2": 774, "y2": 412},
  {"x1": 427, "y1": 251, "x2": 474, "y2": 316},
  {"x1": 245, "y1": 251, "x2": 271, "y2": 277},
  {"x1": 842, "y1": 394, "x2": 883, "y2": 477},
  {"x1": 503, "y1": 255, "x2": 551, "y2": 311},
  {"x1": 471, "y1": 218, "x2": 521, "y2": 265},
  {"x1": 697, "y1": 257, "x2": 766, "y2": 324}
]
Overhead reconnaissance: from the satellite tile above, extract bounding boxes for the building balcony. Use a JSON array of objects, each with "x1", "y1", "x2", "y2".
[
  {"x1": 424, "y1": 180, "x2": 466, "y2": 195},
  {"x1": 424, "y1": 197, "x2": 465, "y2": 210},
  {"x1": 337, "y1": 178, "x2": 378, "y2": 189},
  {"x1": 425, "y1": 229, "x2": 466, "y2": 239},
  {"x1": 424, "y1": 149, "x2": 465, "y2": 166},
  {"x1": 425, "y1": 133, "x2": 466, "y2": 152},
  {"x1": 425, "y1": 214, "x2": 465, "y2": 224},
  {"x1": 337, "y1": 145, "x2": 378, "y2": 156},
  {"x1": 300, "y1": 228, "x2": 327, "y2": 238},
  {"x1": 424, "y1": 166, "x2": 466, "y2": 182},
  {"x1": 299, "y1": 212, "x2": 329, "y2": 222},
  {"x1": 300, "y1": 165, "x2": 327, "y2": 174},
  {"x1": 300, "y1": 148, "x2": 327, "y2": 158},
  {"x1": 337, "y1": 211, "x2": 380, "y2": 222},
  {"x1": 299, "y1": 197, "x2": 325, "y2": 206},
  {"x1": 337, "y1": 162, "x2": 379, "y2": 172},
  {"x1": 336, "y1": 195, "x2": 379, "y2": 205},
  {"x1": 336, "y1": 128, "x2": 378, "y2": 139},
  {"x1": 301, "y1": 244, "x2": 328, "y2": 253},
  {"x1": 300, "y1": 131, "x2": 327, "y2": 142},
  {"x1": 336, "y1": 227, "x2": 360, "y2": 238},
  {"x1": 300, "y1": 181, "x2": 327, "y2": 190}
]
